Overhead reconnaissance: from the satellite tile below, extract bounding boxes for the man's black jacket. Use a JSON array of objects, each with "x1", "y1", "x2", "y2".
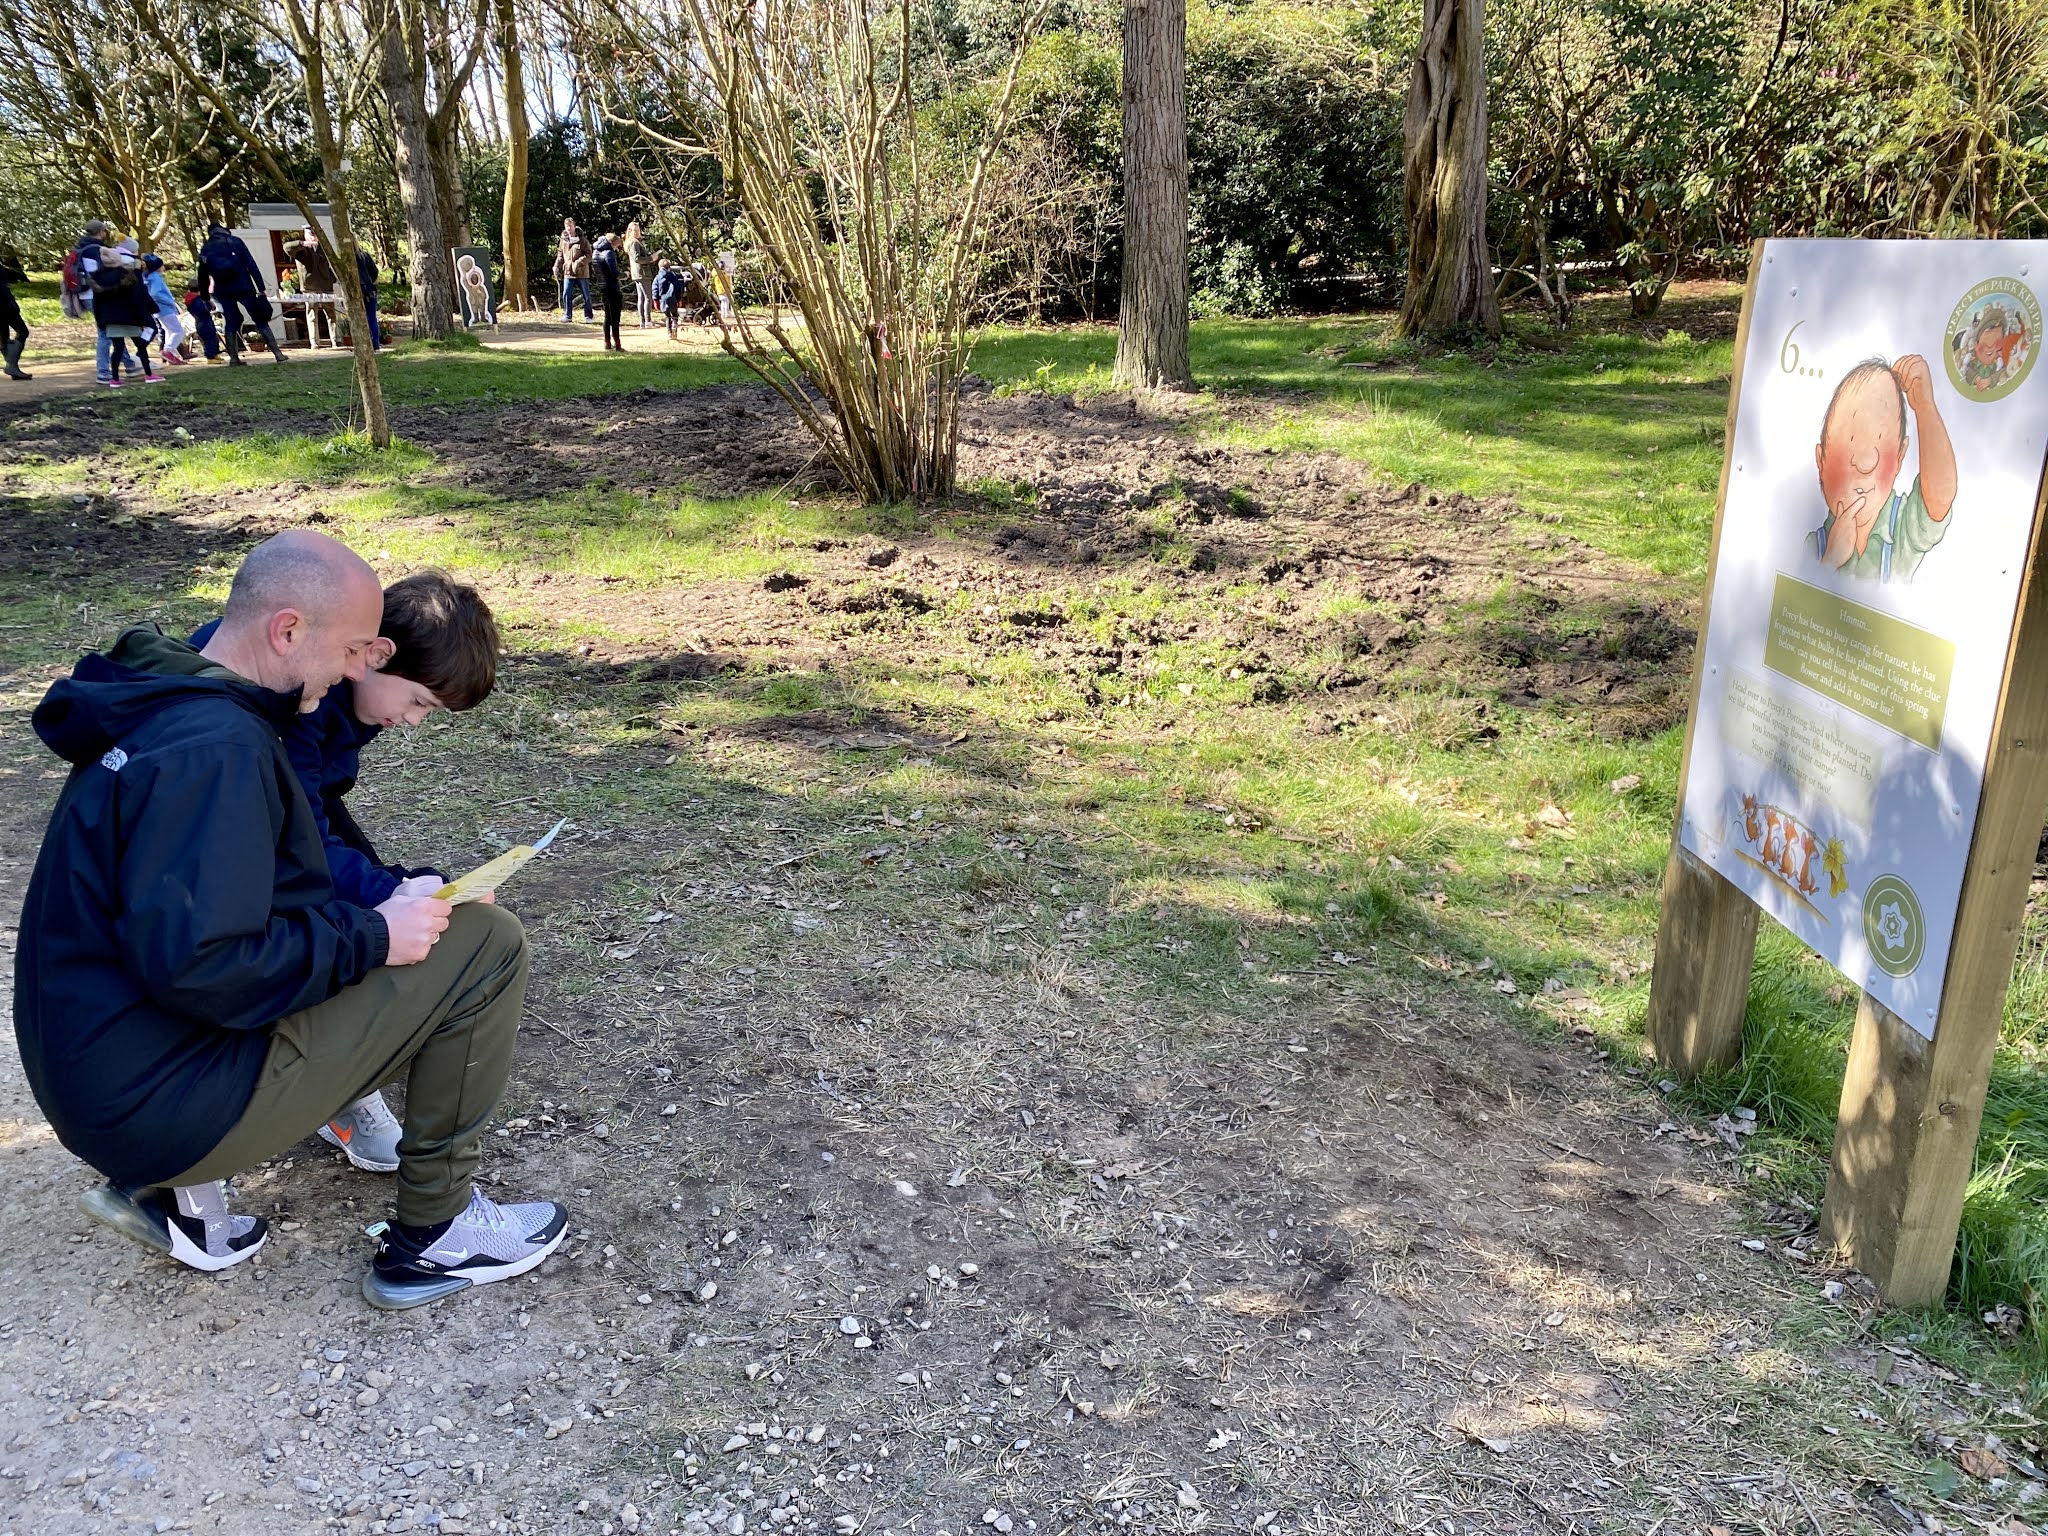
[{"x1": 13, "y1": 627, "x2": 389, "y2": 1190}]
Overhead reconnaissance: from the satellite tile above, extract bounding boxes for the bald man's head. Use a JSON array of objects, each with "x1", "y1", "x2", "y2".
[{"x1": 212, "y1": 531, "x2": 384, "y2": 711}]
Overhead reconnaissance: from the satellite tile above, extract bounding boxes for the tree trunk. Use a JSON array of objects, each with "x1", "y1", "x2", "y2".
[
  {"x1": 1113, "y1": 0, "x2": 1191, "y2": 391},
  {"x1": 1397, "y1": 0, "x2": 1500, "y2": 341},
  {"x1": 496, "y1": 0, "x2": 531, "y2": 311},
  {"x1": 379, "y1": 10, "x2": 455, "y2": 338},
  {"x1": 301, "y1": 48, "x2": 389, "y2": 444}
]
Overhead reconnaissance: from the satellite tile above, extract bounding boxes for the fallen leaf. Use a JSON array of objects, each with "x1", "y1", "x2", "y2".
[
  {"x1": 1608, "y1": 774, "x2": 1643, "y2": 794},
  {"x1": 1962, "y1": 1446, "x2": 2012, "y2": 1481}
]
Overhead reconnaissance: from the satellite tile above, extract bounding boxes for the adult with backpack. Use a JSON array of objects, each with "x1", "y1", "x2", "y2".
[
  {"x1": 196, "y1": 223, "x2": 289, "y2": 366},
  {"x1": 0, "y1": 263, "x2": 28, "y2": 381},
  {"x1": 592, "y1": 233, "x2": 625, "y2": 352},
  {"x1": 91, "y1": 241, "x2": 162, "y2": 386},
  {"x1": 60, "y1": 218, "x2": 109, "y2": 322},
  {"x1": 67, "y1": 220, "x2": 128, "y2": 383}
]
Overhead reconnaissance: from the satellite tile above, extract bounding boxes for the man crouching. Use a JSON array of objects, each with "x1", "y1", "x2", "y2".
[{"x1": 12, "y1": 529, "x2": 565, "y2": 1309}]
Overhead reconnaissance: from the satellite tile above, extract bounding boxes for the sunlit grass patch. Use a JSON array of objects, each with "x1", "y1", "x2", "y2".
[{"x1": 150, "y1": 430, "x2": 434, "y2": 493}]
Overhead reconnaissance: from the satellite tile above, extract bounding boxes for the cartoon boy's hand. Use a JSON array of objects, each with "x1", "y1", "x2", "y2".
[{"x1": 1895, "y1": 354, "x2": 1935, "y2": 411}]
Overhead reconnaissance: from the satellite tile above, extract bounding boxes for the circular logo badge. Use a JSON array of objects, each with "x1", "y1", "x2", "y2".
[
  {"x1": 1861, "y1": 873, "x2": 1927, "y2": 978},
  {"x1": 1945, "y1": 278, "x2": 2042, "y2": 402}
]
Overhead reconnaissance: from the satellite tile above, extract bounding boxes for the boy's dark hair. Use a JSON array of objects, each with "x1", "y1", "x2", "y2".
[{"x1": 380, "y1": 570, "x2": 499, "y2": 711}]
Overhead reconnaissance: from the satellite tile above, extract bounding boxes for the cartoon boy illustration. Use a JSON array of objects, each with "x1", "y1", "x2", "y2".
[
  {"x1": 1809, "y1": 354, "x2": 1957, "y2": 583},
  {"x1": 1961, "y1": 305, "x2": 2024, "y2": 392}
]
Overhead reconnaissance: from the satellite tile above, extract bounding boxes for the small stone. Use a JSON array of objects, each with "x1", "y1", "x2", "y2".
[
  {"x1": 958, "y1": 1263, "x2": 978, "y2": 1278},
  {"x1": 695, "y1": 1281, "x2": 719, "y2": 1303},
  {"x1": 838, "y1": 1317, "x2": 862, "y2": 1336},
  {"x1": 543, "y1": 1419, "x2": 573, "y2": 1440},
  {"x1": 296, "y1": 1476, "x2": 323, "y2": 1493},
  {"x1": 895, "y1": 1372, "x2": 918, "y2": 1387},
  {"x1": 725, "y1": 1516, "x2": 746, "y2": 1535},
  {"x1": 592, "y1": 1123, "x2": 611, "y2": 1140},
  {"x1": 805, "y1": 1425, "x2": 827, "y2": 1444},
  {"x1": 356, "y1": 1388, "x2": 381, "y2": 1408},
  {"x1": 1177, "y1": 1482, "x2": 1201, "y2": 1510},
  {"x1": 638, "y1": 1293, "x2": 654, "y2": 1305},
  {"x1": 433, "y1": 1416, "x2": 454, "y2": 1434},
  {"x1": 834, "y1": 1518, "x2": 860, "y2": 1534},
  {"x1": 322, "y1": 1348, "x2": 348, "y2": 1364},
  {"x1": 724, "y1": 1434, "x2": 751, "y2": 1453},
  {"x1": 662, "y1": 1104, "x2": 679, "y2": 1117}
]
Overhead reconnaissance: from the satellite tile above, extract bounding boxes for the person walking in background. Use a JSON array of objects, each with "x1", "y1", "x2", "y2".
[
  {"x1": 141, "y1": 254, "x2": 189, "y2": 366},
  {"x1": 355, "y1": 249, "x2": 384, "y2": 349},
  {"x1": 0, "y1": 260, "x2": 29, "y2": 381},
  {"x1": 284, "y1": 227, "x2": 338, "y2": 345},
  {"x1": 91, "y1": 243, "x2": 161, "y2": 385},
  {"x1": 73, "y1": 220, "x2": 118, "y2": 383},
  {"x1": 592, "y1": 234, "x2": 624, "y2": 352},
  {"x1": 624, "y1": 221, "x2": 654, "y2": 329},
  {"x1": 197, "y1": 223, "x2": 288, "y2": 366},
  {"x1": 654, "y1": 256, "x2": 685, "y2": 341},
  {"x1": 554, "y1": 218, "x2": 592, "y2": 323}
]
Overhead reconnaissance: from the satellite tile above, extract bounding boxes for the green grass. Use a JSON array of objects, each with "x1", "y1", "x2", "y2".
[{"x1": 974, "y1": 301, "x2": 1734, "y2": 578}]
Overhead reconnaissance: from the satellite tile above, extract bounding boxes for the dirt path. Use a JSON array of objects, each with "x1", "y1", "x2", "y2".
[
  {"x1": 0, "y1": 378, "x2": 2028, "y2": 1536},
  {"x1": 4, "y1": 310, "x2": 708, "y2": 402}
]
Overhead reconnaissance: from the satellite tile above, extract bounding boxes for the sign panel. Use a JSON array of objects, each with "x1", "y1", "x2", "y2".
[
  {"x1": 1680, "y1": 240, "x2": 2048, "y2": 1035},
  {"x1": 452, "y1": 246, "x2": 498, "y2": 327}
]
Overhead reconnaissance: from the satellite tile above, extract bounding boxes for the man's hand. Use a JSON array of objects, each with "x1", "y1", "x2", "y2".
[
  {"x1": 1895, "y1": 354, "x2": 1935, "y2": 412},
  {"x1": 376, "y1": 893, "x2": 452, "y2": 966},
  {"x1": 397, "y1": 872, "x2": 493, "y2": 906}
]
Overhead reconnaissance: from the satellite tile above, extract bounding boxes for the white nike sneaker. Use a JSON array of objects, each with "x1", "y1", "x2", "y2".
[
  {"x1": 81, "y1": 1181, "x2": 268, "y2": 1272},
  {"x1": 319, "y1": 1091, "x2": 404, "y2": 1173},
  {"x1": 362, "y1": 1187, "x2": 569, "y2": 1310}
]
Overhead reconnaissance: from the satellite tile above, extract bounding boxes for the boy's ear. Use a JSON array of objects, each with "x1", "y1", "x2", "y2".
[{"x1": 366, "y1": 637, "x2": 397, "y2": 669}]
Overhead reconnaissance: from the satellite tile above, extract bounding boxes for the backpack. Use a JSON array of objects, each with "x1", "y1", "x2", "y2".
[{"x1": 60, "y1": 249, "x2": 86, "y2": 318}]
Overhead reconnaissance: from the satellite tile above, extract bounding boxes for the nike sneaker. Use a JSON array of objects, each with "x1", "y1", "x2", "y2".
[
  {"x1": 362, "y1": 1188, "x2": 569, "y2": 1310},
  {"x1": 319, "y1": 1091, "x2": 404, "y2": 1172},
  {"x1": 80, "y1": 1181, "x2": 268, "y2": 1272}
]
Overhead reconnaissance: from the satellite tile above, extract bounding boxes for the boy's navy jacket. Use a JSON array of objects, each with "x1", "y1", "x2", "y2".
[
  {"x1": 13, "y1": 627, "x2": 389, "y2": 1190},
  {"x1": 190, "y1": 617, "x2": 430, "y2": 908}
]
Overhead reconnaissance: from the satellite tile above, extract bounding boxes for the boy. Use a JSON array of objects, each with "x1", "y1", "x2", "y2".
[
  {"x1": 654, "y1": 255, "x2": 685, "y2": 340},
  {"x1": 1808, "y1": 353, "x2": 1957, "y2": 584},
  {"x1": 191, "y1": 570, "x2": 501, "y2": 1173}
]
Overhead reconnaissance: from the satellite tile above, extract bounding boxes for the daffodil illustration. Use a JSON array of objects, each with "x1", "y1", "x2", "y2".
[{"x1": 1822, "y1": 838, "x2": 1848, "y2": 898}]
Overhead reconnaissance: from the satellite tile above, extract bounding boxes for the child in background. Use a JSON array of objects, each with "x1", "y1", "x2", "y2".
[
  {"x1": 188, "y1": 571, "x2": 503, "y2": 1172},
  {"x1": 184, "y1": 288, "x2": 222, "y2": 361},
  {"x1": 654, "y1": 256, "x2": 685, "y2": 340},
  {"x1": 141, "y1": 254, "x2": 187, "y2": 365}
]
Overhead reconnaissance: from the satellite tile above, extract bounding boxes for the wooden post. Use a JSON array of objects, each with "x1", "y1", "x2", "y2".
[
  {"x1": 1645, "y1": 242, "x2": 1766, "y2": 1079},
  {"x1": 1647, "y1": 848, "x2": 1759, "y2": 1076},
  {"x1": 1822, "y1": 467, "x2": 2048, "y2": 1304}
]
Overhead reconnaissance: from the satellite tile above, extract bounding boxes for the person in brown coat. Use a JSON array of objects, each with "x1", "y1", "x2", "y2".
[
  {"x1": 554, "y1": 219, "x2": 593, "y2": 322},
  {"x1": 284, "y1": 228, "x2": 339, "y2": 345}
]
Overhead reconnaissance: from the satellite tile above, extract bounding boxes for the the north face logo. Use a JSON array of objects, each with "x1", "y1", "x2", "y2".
[{"x1": 99, "y1": 748, "x2": 129, "y2": 772}]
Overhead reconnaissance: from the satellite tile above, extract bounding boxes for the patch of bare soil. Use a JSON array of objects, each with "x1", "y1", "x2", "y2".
[{"x1": 78, "y1": 381, "x2": 1683, "y2": 738}]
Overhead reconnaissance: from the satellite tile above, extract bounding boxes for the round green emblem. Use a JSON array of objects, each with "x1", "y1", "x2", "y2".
[
  {"x1": 1861, "y1": 873, "x2": 1926, "y2": 979},
  {"x1": 1944, "y1": 278, "x2": 2043, "y2": 403}
]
